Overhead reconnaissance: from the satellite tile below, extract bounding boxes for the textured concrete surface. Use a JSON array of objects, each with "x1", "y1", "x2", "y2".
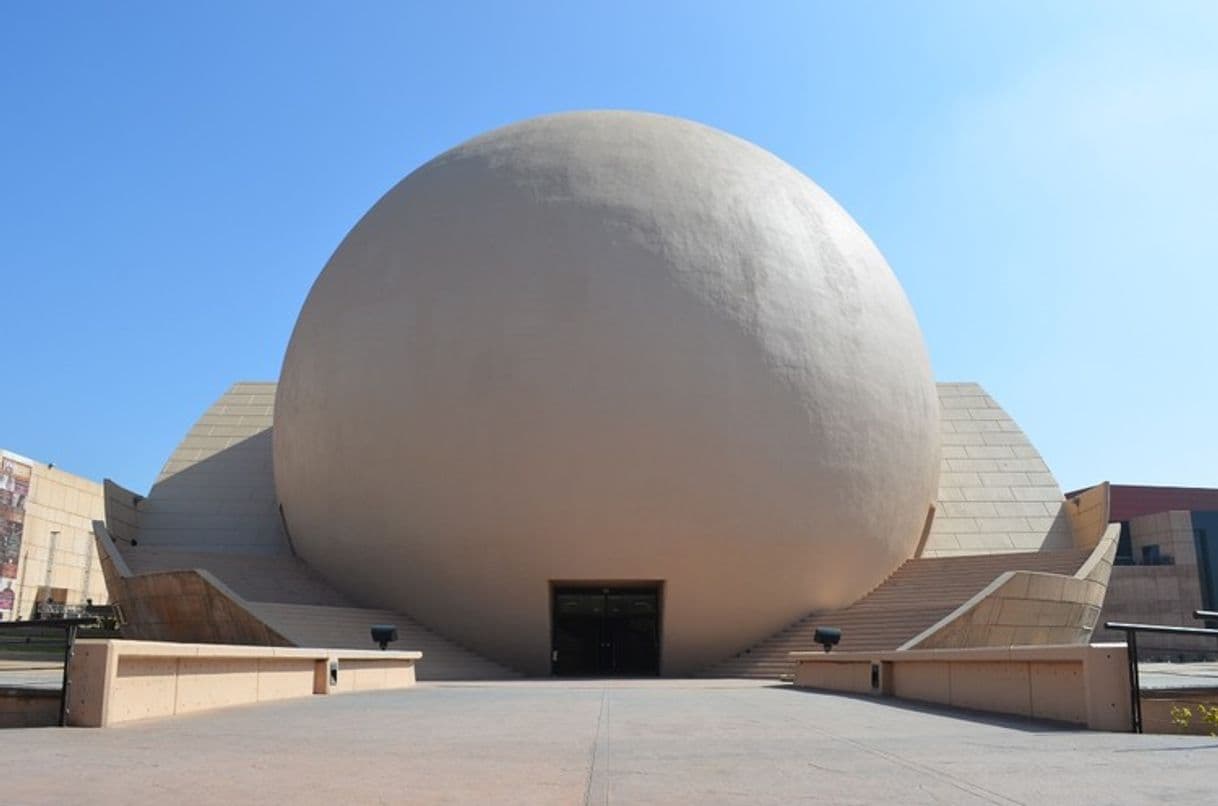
[
  {"x1": 275, "y1": 110, "x2": 942, "y2": 676},
  {"x1": 5, "y1": 679, "x2": 1216, "y2": 804}
]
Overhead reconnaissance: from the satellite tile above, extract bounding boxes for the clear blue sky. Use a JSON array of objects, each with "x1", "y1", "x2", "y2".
[{"x1": 3, "y1": 1, "x2": 1215, "y2": 494}]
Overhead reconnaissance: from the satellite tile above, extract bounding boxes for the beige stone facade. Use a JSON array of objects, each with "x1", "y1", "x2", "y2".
[
  {"x1": 922, "y1": 384, "x2": 1074, "y2": 557},
  {"x1": 1, "y1": 449, "x2": 107, "y2": 620}
]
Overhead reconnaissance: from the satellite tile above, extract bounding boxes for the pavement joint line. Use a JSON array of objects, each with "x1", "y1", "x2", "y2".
[
  {"x1": 750, "y1": 690, "x2": 1027, "y2": 806},
  {"x1": 584, "y1": 689, "x2": 611, "y2": 805}
]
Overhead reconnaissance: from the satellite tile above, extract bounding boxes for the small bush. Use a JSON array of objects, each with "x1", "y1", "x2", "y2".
[{"x1": 1170, "y1": 703, "x2": 1218, "y2": 736}]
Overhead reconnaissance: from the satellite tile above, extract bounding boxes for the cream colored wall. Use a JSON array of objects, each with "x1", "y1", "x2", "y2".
[
  {"x1": 922, "y1": 384, "x2": 1073, "y2": 557},
  {"x1": 1, "y1": 450, "x2": 108, "y2": 619},
  {"x1": 66, "y1": 640, "x2": 419, "y2": 727},
  {"x1": 792, "y1": 643, "x2": 1132, "y2": 731},
  {"x1": 137, "y1": 382, "x2": 286, "y2": 555},
  {"x1": 102, "y1": 478, "x2": 140, "y2": 545},
  {"x1": 1063, "y1": 482, "x2": 1111, "y2": 550}
]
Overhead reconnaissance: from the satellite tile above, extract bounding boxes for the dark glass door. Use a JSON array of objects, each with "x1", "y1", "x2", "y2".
[{"x1": 551, "y1": 586, "x2": 660, "y2": 676}]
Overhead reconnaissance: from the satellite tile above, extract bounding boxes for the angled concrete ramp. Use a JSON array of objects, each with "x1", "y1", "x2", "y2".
[
  {"x1": 702, "y1": 548, "x2": 1091, "y2": 679},
  {"x1": 122, "y1": 549, "x2": 353, "y2": 606}
]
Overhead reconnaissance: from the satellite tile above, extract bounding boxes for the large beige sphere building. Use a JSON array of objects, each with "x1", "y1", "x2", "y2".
[{"x1": 272, "y1": 111, "x2": 941, "y2": 676}]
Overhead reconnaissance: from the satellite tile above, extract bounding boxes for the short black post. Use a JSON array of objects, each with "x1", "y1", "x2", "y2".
[
  {"x1": 59, "y1": 623, "x2": 78, "y2": 728},
  {"x1": 1125, "y1": 629, "x2": 1142, "y2": 734}
]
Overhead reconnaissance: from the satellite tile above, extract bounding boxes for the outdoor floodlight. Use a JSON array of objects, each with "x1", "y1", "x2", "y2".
[
  {"x1": 371, "y1": 624, "x2": 398, "y2": 650},
  {"x1": 813, "y1": 626, "x2": 841, "y2": 653}
]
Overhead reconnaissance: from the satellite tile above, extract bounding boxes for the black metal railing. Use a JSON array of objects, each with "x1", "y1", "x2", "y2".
[
  {"x1": 1104, "y1": 616, "x2": 1218, "y2": 734},
  {"x1": 0, "y1": 617, "x2": 114, "y2": 727}
]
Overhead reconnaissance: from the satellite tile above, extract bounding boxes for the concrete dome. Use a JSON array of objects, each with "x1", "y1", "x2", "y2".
[{"x1": 273, "y1": 111, "x2": 940, "y2": 675}]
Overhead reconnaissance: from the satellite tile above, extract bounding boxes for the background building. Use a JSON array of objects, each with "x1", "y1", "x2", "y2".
[
  {"x1": 0, "y1": 448, "x2": 108, "y2": 620},
  {"x1": 1089, "y1": 484, "x2": 1218, "y2": 657}
]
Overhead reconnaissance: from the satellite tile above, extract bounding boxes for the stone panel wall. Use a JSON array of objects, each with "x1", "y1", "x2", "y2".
[
  {"x1": 922, "y1": 383, "x2": 1073, "y2": 557},
  {"x1": 136, "y1": 382, "x2": 287, "y2": 554},
  {"x1": 1064, "y1": 482, "x2": 1110, "y2": 550}
]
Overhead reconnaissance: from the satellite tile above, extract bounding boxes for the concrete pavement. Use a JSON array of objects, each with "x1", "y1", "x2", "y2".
[{"x1": 2, "y1": 679, "x2": 1215, "y2": 804}]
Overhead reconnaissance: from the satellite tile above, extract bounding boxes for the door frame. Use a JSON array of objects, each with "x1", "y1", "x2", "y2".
[{"x1": 549, "y1": 579, "x2": 664, "y2": 677}]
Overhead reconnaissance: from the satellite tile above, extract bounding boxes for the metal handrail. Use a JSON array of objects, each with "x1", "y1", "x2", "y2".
[
  {"x1": 0, "y1": 617, "x2": 105, "y2": 631},
  {"x1": 1104, "y1": 620, "x2": 1218, "y2": 734},
  {"x1": 1196, "y1": 610, "x2": 1218, "y2": 621}
]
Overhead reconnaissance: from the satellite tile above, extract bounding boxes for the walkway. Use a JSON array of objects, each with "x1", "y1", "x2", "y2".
[{"x1": 4, "y1": 679, "x2": 1215, "y2": 804}]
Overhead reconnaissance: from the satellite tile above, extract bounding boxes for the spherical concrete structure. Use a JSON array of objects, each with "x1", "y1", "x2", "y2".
[{"x1": 274, "y1": 111, "x2": 940, "y2": 676}]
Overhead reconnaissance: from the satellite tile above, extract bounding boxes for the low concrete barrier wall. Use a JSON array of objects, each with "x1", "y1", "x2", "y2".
[
  {"x1": 0, "y1": 687, "x2": 61, "y2": 728},
  {"x1": 1140, "y1": 689, "x2": 1218, "y2": 736},
  {"x1": 792, "y1": 643, "x2": 1131, "y2": 731},
  {"x1": 67, "y1": 640, "x2": 421, "y2": 727}
]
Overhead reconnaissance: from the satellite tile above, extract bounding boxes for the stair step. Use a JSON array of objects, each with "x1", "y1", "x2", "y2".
[
  {"x1": 700, "y1": 548, "x2": 1089, "y2": 678},
  {"x1": 249, "y1": 602, "x2": 521, "y2": 681},
  {"x1": 120, "y1": 547, "x2": 521, "y2": 681}
]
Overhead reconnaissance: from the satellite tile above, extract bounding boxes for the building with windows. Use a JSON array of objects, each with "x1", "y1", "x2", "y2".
[
  {"x1": 0, "y1": 449, "x2": 108, "y2": 621},
  {"x1": 1090, "y1": 485, "x2": 1218, "y2": 657}
]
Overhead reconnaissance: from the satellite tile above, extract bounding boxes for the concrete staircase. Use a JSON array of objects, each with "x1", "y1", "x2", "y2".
[
  {"x1": 247, "y1": 603, "x2": 519, "y2": 681},
  {"x1": 123, "y1": 549, "x2": 354, "y2": 606},
  {"x1": 119, "y1": 547, "x2": 519, "y2": 680},
  {"x1": 702, "y1": 548, "x2": 1091, "y2": 679}
]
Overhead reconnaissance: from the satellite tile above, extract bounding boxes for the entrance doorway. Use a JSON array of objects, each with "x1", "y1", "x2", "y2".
[{"x1": 551, "y1": 585, "x2": 661, "y2": 676}]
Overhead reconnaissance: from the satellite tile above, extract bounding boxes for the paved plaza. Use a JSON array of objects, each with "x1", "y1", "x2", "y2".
[
  {"x1": 2, "y1": 679, "x2": 1215, "y2": 804},
  {"x1": 1140, "y1": 662, "x2": 1218, "y2": 691}
]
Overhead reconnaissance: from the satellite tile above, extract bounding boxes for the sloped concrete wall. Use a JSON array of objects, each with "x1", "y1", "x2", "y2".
[{"x1": 904, "y1": 524, "x2": 1119, "y2": 650}]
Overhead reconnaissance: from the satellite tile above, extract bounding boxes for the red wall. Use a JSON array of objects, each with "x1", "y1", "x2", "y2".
[{"x1": 1098, "y1": 485, "x2": 1218, "y2": 523}]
